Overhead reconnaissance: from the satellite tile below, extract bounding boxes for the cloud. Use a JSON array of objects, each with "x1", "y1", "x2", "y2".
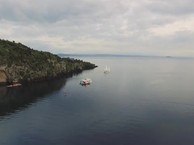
[
  {"x1": 0, "y1": 0, "x2": 194, "y2": 56},
  {"x1": 149, "y1": 16, "x2": 194, "y2": 37},
  {"x1": 146, "y1": 0, "x2": 194, "y2": 16}
]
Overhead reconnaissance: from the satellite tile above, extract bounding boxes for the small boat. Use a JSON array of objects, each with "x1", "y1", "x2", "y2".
[
  {"x1": 80, "y1": 78, "x2": 92, "y2": 85},
  {"x1": 6, "y1": 80, "x2": 22, "y2": 88},
  {"x1": 104, "y1": 66, "x2": 110, "y2": 74},
  {"x1": 7, "y1": 83, "x2": 22, "y2": 88}
]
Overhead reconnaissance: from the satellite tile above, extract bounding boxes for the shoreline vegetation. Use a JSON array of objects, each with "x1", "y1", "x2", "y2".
[{"x1": 0, "y1": 39, "x2": 97, "y2": 86}]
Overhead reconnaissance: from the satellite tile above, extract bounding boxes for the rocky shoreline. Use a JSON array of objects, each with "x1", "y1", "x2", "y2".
[{"x1": 0, "y1": 39, "x2": 97, "y2": 86}]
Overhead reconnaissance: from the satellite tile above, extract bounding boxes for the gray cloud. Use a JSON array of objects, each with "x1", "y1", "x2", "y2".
[
  {"x1": 146, "y1": 0, "x2": 194, "y2": 16},
  {"x1": 0, "y1": 0, "x2": 194, "y2": 56}
]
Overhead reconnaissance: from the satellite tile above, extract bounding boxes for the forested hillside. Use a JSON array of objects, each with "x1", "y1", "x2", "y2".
[{"x1": 0, "y1": 39, "x2": 96, "y2": 85}]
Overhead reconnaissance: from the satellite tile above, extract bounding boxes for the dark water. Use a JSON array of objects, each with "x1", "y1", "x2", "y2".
[{"x1": 1, "y1": 56, "x2": 194, "y2": 145}]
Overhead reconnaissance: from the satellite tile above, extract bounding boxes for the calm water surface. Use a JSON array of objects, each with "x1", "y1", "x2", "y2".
[{"x1": 0, "y1": 56, "x2": 194, "y2": 145}]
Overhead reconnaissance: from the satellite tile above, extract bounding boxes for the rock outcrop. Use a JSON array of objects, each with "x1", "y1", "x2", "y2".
[{"x1": 0, "y1": 70, "x2": 7, "y2": 84}]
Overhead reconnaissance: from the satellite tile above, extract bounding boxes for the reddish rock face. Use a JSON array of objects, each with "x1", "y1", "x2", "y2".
[{"x1": 0, "y1": 70, "x2": 7, "y2": 83}]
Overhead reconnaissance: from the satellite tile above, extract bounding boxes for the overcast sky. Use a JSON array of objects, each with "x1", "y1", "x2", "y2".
[{"x1": 0, "y1": 0, "x2": 194, "y2": 56}]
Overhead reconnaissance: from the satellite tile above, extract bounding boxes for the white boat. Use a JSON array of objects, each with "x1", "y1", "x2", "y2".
[
  {"x1": 7, "y1": 80, "x2": 22, "y2": 88},
  {"x1": 80, "y1": 78, "x2": 92, "y2": 85},
  {"x1": 104, "y1": 66, "x2": 110, "y2": 73},
  {"x1": 7, "y1": 83, "x2": 22, "y2": 88}
]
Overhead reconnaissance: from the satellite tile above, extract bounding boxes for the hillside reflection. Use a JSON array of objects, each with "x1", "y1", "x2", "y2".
[{"x1": 0, "y1": 78, "x2": 66, "y2": 117}]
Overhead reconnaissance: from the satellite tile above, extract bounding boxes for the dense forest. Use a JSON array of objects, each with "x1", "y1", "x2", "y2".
[{"x1": 0, "y1": 39, "x2": 96, "y2": 85}]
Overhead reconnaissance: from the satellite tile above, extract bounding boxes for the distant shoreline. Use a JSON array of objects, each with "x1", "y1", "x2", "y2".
[{"x1": 58, "y1": 54, "x2": 194, "y2": 59}]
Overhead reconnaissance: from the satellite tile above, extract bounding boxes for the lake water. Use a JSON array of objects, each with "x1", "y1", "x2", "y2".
[{"x1": 1, "y1": 56, "x2": 194, "y2": 145}]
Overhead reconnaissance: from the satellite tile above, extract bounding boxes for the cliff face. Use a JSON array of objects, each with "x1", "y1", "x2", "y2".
[{"x1": 0, "y1": 39, "x2": 97, "y2": 84}]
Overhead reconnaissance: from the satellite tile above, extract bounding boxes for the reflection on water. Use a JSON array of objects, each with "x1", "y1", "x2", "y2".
[{"x1": 0, "y1": 78, "x2": 66, "y2": 117}]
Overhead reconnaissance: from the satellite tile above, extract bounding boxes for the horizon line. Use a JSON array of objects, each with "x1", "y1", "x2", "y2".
[{"x1": 57, "y1": 53, "x2": 194, "y2": 59}]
